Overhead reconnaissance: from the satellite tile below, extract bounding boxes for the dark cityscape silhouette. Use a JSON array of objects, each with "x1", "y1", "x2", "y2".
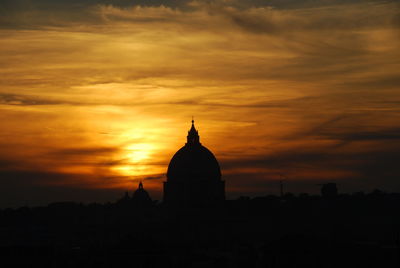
[{"x1": 1, "y1": 121, "x2": 400, "y2": 268}]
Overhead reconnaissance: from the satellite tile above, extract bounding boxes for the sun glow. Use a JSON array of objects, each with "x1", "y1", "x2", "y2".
[
  {"x1": 125, "y1": 143, "x2": 154, "y2": 163},
  {"x1": 111, "y1": 143, "x2": 160, "y2": 177}
]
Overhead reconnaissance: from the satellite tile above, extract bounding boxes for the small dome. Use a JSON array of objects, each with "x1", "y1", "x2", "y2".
[
  {"x1": 132, "y1": 182, "x2": 152, "y2": 204},
  {"x1": 167, "y1": 120, "x2": 221, "y2": 182}
]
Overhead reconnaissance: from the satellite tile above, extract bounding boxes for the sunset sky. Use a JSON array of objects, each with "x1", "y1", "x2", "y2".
[{"x1": 0, "y1": 0, "x2": 399, "y2": 207}]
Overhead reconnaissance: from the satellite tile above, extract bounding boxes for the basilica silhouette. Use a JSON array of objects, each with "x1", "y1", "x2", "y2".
[{"x1": 163, "y1": 120, "x2": 225, "y2": 206}]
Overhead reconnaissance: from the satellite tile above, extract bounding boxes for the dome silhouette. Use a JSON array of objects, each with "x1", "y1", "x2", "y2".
[
  {"x1": 167, "y1": 144, "x2": 221, "y2": 182},
  {"x1": 116, "y1": 182, "x2": 153, "y2": 207},
  {"x1": 132, "y1": 182, "x2": 152, "y2": 204},
  {"x1": 163, "y1": 120, "x2": 225, "y2": 207}
]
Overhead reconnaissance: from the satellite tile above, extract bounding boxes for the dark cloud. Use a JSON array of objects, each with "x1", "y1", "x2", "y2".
[
  {"x1": 0, "y1": 169, "x2": 124, "y2": 208},
  {"x1": 292, "y1": 114, "x2": 400, "y2": 144},
  {"x1": 143, "y1": 174, "x2": 164, "y2": 180},
  {"x1": 43, "y1": 146, "x2": 130, "y2": 167},
  {"x1": 219, "y1": 119, "x2": 400, "y2": 196},
  {"x1": 222, "y1": 147, "x2": 400, "y2": 193},
  {"x1": 1, "y1": 0, "x2": 398, "y2": 30},
  {"x1": 0, "y1": 0, "x2": 183, "y2": 28},
  {"x1": 48, "y1": 146, "x2": 119, "y2": 157},
  {"x1": 0, "y1": 145, "x2": 125, "y2": 182},
  {"x1": 225, "y1": 172, "x2": 327, "y2": 197},
  {"x1": 0, "y1": 163, "x2": 165, "y2": 207},
  {"x1": 226, "y1": 10, "x2": 280, "y2": 35},
  {"x1": 0, "y1": 0, "x2": 388, "y2": 11},
  {"x1": 243, "y1": 0, "x2": 392, "y2": 9},
  {"x1": 0, "y1": 93, "x2": 71, "y2": 106},
  {"x1": 321, "y1": 128, "x2": 400, "y2": 142},
  {"x1": 0, "y1": 158, "x2": 18, "y2": 169},
  {"x1": 338, "y1": 75, "x2": 400, "y2": 91}
]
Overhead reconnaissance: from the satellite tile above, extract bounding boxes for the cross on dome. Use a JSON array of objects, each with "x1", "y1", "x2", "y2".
[{"x1": 187, "y1": 119, "x2": 200, "y2": 145}]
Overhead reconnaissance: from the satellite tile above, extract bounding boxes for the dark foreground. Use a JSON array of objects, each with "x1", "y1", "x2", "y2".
[{"x1": 1, "y1": 191, "x2": 400, "y2": 268}]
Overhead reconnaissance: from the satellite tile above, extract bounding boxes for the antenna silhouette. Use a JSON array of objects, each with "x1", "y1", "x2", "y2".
[{"x1": 279, "y1": 174, "x2": 288, "y2": 198}]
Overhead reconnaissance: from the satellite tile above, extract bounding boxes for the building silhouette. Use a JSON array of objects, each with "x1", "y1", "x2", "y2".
[
  {"x1": 132, "y1": 181, "x2": 153, "y2": 206},
  {"x1": 117, "y1": 181, "x2": 153, "y2": 207},
  {"x1": 163, "y1": 120, "x2": 225, "y2": 206},
  {"x1": 320, "y1": 183, "x2": 338, "y2": 198}
]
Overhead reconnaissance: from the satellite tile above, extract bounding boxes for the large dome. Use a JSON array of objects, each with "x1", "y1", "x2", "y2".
[
  {"x1": 163, "y1": 120, "x2": 225, "y2": 206},
  {"x1": 167, "y1": 143, "x2": 221, "y2": 182}
]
